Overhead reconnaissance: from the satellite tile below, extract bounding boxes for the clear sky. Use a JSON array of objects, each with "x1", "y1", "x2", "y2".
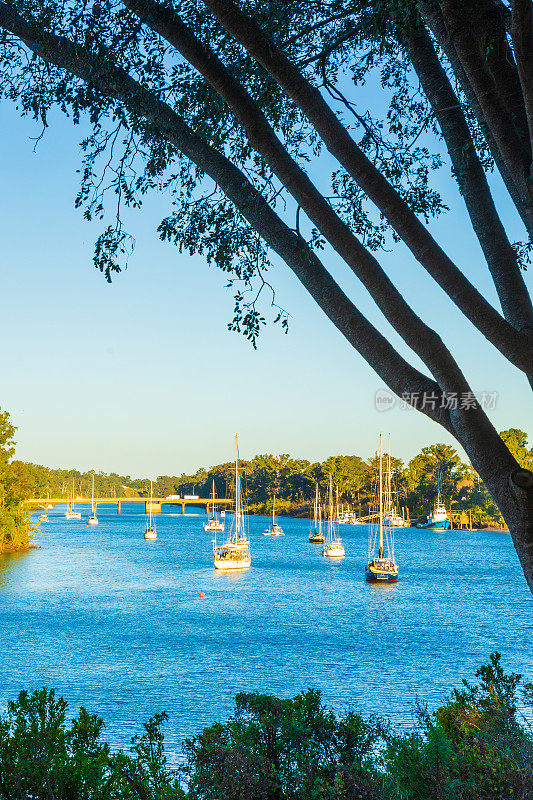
[{"x1": 1, "y1": 96, "x2": 531, "y2": 478}]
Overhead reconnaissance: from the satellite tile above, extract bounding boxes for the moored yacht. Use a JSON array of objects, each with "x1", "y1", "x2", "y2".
[
  {"x1": 263, "y1": 493, "x2": 284, "y2": 536},
  {"x1": 87, "y1": 474, "x2": 99, "y2": 526},
  {"x1": 418, "y1": 472, "x2": 450, "y2": 529},
  {"x1": 366, "y1": 434, "x2": 399, "y2": 583},
  {"x1": 65, "y1": 480, "x2": 82, "y2": 520},
  {"x1": 144, "y1": 480, "x2": 157, "y2": 540},
  {"x1": 213, "y1": 435, "x2": 251, "y2": 570},
  {"x1": 322, "y1": 478, "x2": 345, "y2": 558},
  {"x1": 204, "y1": 481, "x2": 225, "y2": 533},
  {"x1": 309, "y1": 484, "x2": 325, "y2": 543}
]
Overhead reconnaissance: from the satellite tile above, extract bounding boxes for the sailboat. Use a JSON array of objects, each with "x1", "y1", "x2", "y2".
[
  {"x1": 418, "y1": 470, "x2": 450, "y2": 529},
  {"x1": 87, "y1": 474, "x2": 98, "y2": 526},
  {"x1": 366, "y1": 434, "x2": 399, "y2": 582},
  {"x1": 144, "y1": 480, "x2": 157, "y2": 540},
  {"x1": 38, "y1": 507, "x2": 48, "y2": 523},
  {"x1": 203, "y1": 481, "x2": 224, "y2": 533},
  {"x1": 322, "y1": 477, "x2": 345, "y2": 557},
  {"x1": 65, "y1": 480, "x2": 82, "y2": 520},
  {"x1": 309, "y1": 483, "x2": 325, "y2": 542},
  {"x1": 383, "y1": 434, "x2": 408, "y2": 527},
  {"x1": 213, "y1": 435, "x2": 251, "y2": 570},
  {"x1": 263, "y1": 493, "x2": 284, "y2": 536}
]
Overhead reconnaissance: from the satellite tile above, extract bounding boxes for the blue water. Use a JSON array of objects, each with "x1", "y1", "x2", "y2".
[{"x1": 1, "y1": 504, "x2": 532, "y2": 761}]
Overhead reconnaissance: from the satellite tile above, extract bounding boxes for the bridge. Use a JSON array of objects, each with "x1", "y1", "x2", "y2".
[{"x1": 25, "y1": 496, "x2": 234, "y2": 516}]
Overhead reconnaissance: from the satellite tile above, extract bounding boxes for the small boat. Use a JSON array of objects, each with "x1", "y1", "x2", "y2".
[
  {"x1": 144, "y1": 480, "x2": 157, "y2": 540},
  {"x1": 38, "y1": 512, "x2": 48, "y2": 523},
  {"x1": 417, "y1": 471, "x2": 450, "y2": 529},
  {"x1": 323, "y1": 478, "x2": 345, "y2": 557},
  {"x1": 263, "y1": 494, "x2": 284, "y2": 536},
  {"x1": 203, "y1": 481, "x2": 224, "y2": 533},
  {"x1": 65, "y1": 481, "x2": 82, "y2": 519},
  {"x1": 309, "y1": 484, "x2": 325, "y2": 542},
  {"x1": 213, "y1": 435, "x2": 251, "y2": 570},
  {"x1": 383, "y1": 435, "x2": 408, "y2": 527},
  {"x1": 87, "y1": 474, "x2": 99, "y2": 526},
  {"x1": 366, "y1": 434, "x2": 399, "y2": 583}
]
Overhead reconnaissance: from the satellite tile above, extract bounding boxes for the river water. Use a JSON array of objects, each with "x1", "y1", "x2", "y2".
[{"x1": 1, "y1": 504, "x2": 532, "y2": 761}]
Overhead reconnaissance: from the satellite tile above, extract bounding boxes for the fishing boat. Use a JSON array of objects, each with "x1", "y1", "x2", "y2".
[
  {"x1": 87, "y1": 474, "x2": 98, "y2": 526},
  {"x1": 366, "y1": 434, "x2": 399, "y2": 583},
  {"x1": 203, "y1": 481, "x2": 224, "y2": 533},
  {"x1": 65, "y1": 480, "x2": 82, "y2": 520},
  {"x1": 383, "y1": 434, "x2": 408, "y2": 527},
  {"x1": 322, "y1": 478, "x2": 345, "y2": 557},
  {"x1": 418, "y1": 472, "x2": 450, "y2": 529},
  {"x1": 144, "y1": 480, "x2": 157, "y2": 540},
  {"x1": 309, "y1": 484, "x2": 325, "y2": 542},
  {"x1": 213, "y1": 435, "x2": 251, "y2": 570},
  {"x1": 263, "y1": 493, "x2": 284, "y2": 536}
]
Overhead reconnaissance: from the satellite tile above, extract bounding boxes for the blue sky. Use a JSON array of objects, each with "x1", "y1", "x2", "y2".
[{"x1": 1, "y1": 98, "x2": 531, "y2": 478}]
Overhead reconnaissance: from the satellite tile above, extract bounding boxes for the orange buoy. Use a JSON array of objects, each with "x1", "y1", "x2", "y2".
[{"x1": 199, "y1": 592, "x2": 205, "y2": 598}]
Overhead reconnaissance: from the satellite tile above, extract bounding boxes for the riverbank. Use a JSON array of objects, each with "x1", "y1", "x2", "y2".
[{"x1": 245, "y1": 500, "x2": 507, "y2": 530}]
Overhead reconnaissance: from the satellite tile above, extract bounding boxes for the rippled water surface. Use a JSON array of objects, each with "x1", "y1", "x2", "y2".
[{"x1": 1, "y1": 505, "x2": 532, "y2": 759}]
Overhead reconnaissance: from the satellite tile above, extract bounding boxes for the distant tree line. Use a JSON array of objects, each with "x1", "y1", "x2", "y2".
[
  {"x1": 0, "y1": 409, "x2": 34, "y2": 553},
  {"x1": 0, "y1": 654, "x2": 530, "y2": 799},
  {"x1": 18, "y1": 428, "x2": 533, "y2": 525}
]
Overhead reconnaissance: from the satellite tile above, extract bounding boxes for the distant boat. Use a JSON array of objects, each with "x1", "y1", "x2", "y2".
[
  {"x1": 38, "y1": 509, "x2": 48, "y2": 523},
  {"x1": 203, "y1": 481, "x2": 224, "y2": 533},
  {"x1": 65, "y1": 480, "x2": 82, "y2": 520},
  {"x1": 144, "y1": 480, "x2": 157, "y2": 540},
  {"x1": 383, "y1": 434, "x2": 408, "y2": 527},
  {"x1": 322, "y1": 478, "x2": 345, "y2": 558},
  {"x1": 418, "y1": 471, "x2": 450, "y2": 529},
  {"x1": 87, "y1": 474, "x2": 98, "y2": 526},
  {"x1": 366, "y1": 434, "x2": 399, "y2": 583},
  {"x1": 213, "y1": 435, "x2": 251, "y2": 570},
  {"x1": 309, "y1": 483, "x2": 325, "y2": 543},
  {"x1": 263, "y1": 493, "x2": 284, "y2": 536}
]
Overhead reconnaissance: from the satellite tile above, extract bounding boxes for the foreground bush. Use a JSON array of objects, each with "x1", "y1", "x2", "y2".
[{"x1": 0, "y1": 655, "x2": 531, "y2": 799}]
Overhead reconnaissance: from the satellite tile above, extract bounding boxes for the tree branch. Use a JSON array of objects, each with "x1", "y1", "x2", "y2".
[
  {"x1": 0, "y1": 1, "x2": 453, "y2": 431},
  {"x1": 122, "y1": 0, "x2": 475, "y2": 394},
  {"x1": 438, "y1": 0, "x2": 533, "y2": 209},
  {"x1": 193, "y1": 0, "x2": 533, "y2": 377},
  {"x1": 512, "y1": 0, "x2": 533, "y2": 175},
  {"x1": 405, "y1": 23, "x2": 533, "y2": 335},
  {"x1": 418, "y1": 0, "x2": 533, "y2": 236}
]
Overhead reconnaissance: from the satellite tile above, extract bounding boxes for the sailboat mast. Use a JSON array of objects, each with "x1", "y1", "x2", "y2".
[
  {"x1": 272, "y1": 492, "x2": 275, "y2": 527},
  {"x1": 314, "y1": 483, "x2": 318, "y2": 528},
  {"x1": 149, "y1": 480, "x2": 153, "y2": 527},
  {"x1": 387, "y1": 434, "x2": 392, "y2": 514},
  {"x1": 329, "y1": 476, "x2": 333, "y2": 542},
  {"x1": 379, "y1": 433, "x2": 384, "y2": 558},
  {"x1": 235, "y1": 434, "x2": 241, "y2": 537}
]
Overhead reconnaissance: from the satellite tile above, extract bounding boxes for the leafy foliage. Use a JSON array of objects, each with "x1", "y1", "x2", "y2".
[
  {"x1": 0, "y1": 656, "x2": 531, "y2": 799},
  {"x1": 0, "y1": 407, "x2": 34, "y2": 553},
  {"x1": 0, "y1": 0, "x2": 455, "y2": 344}
]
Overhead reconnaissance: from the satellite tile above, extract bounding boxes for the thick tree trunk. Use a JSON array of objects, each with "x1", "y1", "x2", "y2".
[{"x1": 449, "y1": 408, "x2": 533, "y2": 592}]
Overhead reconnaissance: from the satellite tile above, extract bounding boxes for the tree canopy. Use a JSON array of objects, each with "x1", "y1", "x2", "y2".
[
  {"x1": 0, "y1": 408, "x2": 34, "y2": 553},
  {"x1": 1, "y1": 0, "x2": 532, "y2": 586}
]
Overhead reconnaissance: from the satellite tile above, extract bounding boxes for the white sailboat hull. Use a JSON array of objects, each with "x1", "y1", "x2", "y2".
[
  {"x1": 214, "y1": 556, "x2": 251, "y2": 570},
  {"x1": 323, "y1": 543, "x2": 345, "y2": 557}
]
